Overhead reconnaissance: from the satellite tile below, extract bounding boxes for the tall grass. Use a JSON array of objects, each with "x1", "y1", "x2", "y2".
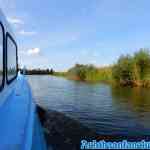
[
  {"x1": 53, "y1": 71, "x2": 67, "y2": 77},
  {"x1": 67, "y1": 64, "x2": 112, "y2": 82}
]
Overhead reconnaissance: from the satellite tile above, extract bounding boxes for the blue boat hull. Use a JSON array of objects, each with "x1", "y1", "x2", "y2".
[{"x1": 0, "y1": 74, "x2": 48, "y2": 150}]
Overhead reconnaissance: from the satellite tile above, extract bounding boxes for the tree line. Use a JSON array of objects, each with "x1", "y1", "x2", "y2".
[
  {"x1": 61, "y1": 48, "x2": 150, "y2": 87},
  {"x1": 20, "y1": 68, "x2": 54, "y2": 75},
  {"x1": 21, "y1": 48, "x2": 150, "y2": 88}
]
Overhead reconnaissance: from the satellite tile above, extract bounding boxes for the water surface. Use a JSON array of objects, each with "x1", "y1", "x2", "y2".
[{"x1": 27, "y1": 75, "x2": 150, "y2": 135}]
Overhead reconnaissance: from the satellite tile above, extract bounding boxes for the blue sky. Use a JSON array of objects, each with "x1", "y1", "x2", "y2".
[{"x1": 0, "y1": 0, "x2": 150, "y2": 71}]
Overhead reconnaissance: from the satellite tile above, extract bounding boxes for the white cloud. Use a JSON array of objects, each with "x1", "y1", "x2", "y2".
[
  {"x1": 7, "y1": 17, "x2": 24, "y2": 25},
  {"x1": 19, "y1": 48, "x2": 41, "y2": 56},
  {"x1": 18, "y1": 30, "x2": 37, "y2": 36},
  {"x1": 27, "y1": 48, "x2": 40, "y2": 55}
]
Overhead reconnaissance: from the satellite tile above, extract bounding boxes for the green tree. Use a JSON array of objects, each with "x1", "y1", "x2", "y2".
[
  {"x1": 112, "y1": 55, "x2": 135, "y2": 82},
  {"x1": 134, "y1": 49, "x2": 150, "y2": 80}
]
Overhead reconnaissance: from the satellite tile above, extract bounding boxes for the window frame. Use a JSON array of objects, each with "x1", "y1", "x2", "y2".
[
  {"x1": 0, "y1": 22, "x2": 5, "y2": 92},
  {"x1": 6, "y1": 32, "x2": 18, "y2": 85}
]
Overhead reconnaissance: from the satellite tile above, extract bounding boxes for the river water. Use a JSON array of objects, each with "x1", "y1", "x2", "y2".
[{"x1": 27, "y1": 75, "x2": 150, "y2": 136}]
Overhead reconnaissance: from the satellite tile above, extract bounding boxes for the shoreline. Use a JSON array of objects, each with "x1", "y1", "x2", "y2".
[{"x1": 52, "y1": 74, "x2": 150, "y2": 88}]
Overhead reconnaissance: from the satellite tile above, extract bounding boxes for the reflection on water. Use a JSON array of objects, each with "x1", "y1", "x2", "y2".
[
  {"x1": 112, "y1": 86, "x2": 150, "y2": 112},
  {"x1": 28, "y1": 75, "x2": 150, "y2": 136},
  {"x1": 111, "y1": 86, "x2": 150, "y2": 130}
]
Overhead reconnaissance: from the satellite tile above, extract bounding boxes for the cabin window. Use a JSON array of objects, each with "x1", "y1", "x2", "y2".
[
  {"x1": 0, "y1": 23, "x2": 4, "y2": 91},
  {"x1": 6, "y1": 33, "x2": 17, "y2": 84}
]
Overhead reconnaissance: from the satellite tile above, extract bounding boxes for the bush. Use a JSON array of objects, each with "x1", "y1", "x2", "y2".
[
  {"x1": 134, "y1": 49, "x2": 150, "y2": 80},
  {"x1": 112, "y1": 55, "x2": 135, "y2": 81},
  {"x1": 112, "y1": 48, "x2": 150, "y2": 86},
  {"x1": 68, "y1": 64, "x2": 87, "y2": 81},
  {"x1": 68, "y1": 64, "x2": 112, "y2": 82}
]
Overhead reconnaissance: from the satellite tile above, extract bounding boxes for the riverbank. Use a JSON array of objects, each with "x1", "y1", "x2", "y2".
[
  {"x1": 53, "y1": 49, "x2": 150, "y2": 88},
  {"x1": 53, "y1": 72, "x2": 150, "y2": 88},
  {"x1": 53, "y1": 65, "x2": 113, "y2": 84}
]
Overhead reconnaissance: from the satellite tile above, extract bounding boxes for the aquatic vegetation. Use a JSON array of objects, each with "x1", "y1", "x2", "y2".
[
  {"x1": 67, "y1": 64, "x2": 112, "y2": 82},
  {"x1": 53, "y1": 71, "x2": 67, "y2": 77}
]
